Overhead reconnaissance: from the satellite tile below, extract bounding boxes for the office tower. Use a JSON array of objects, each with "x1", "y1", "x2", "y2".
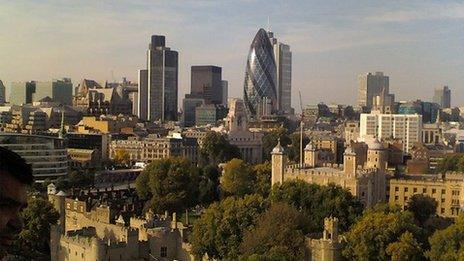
[
  {"x1": 433, "y1": 86, "x2": 451, "y2": 108},
  {"x1": 0, "y1": 80, "x2": 5, "y2": 104},
  {"x1": 358, "y1": 72, "x2": 389, "y2": 111},
  {"x1": 137, "y1": 69, "x2": 148, "y2": 120},
  {"x1": 360, "y1": 113, "x2": 422, "y2": 153},
  {"x1": 191, "y1": 65, "x2": 222, "y2": 105},
  {"x1": 9, "y1": 81, "x2": 36, "y2": 105},
  {"x1": 221, "y1": 80, "x2": 228, "y2": 107},
  {"x1": 140, "y1": 35, "x2": 178, "y2": 122},
  {"x1": 182, "y1": 97, "x2": 205, "y2": 127},
  {"x1": 243, "y1": 28, "x2": 277, "y2": 119},
  {"x1": 268, "y1": 31, "x2": 292, "y2": 114},
  {"x1": 35, "y1": 78, "x2": 73, "y2": 105}
]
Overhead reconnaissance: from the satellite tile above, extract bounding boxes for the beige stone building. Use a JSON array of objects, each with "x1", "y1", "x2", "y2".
[
  {"x1": 308, "y1": 217, "x2": 344, "y2": 261},
  {"x1": 48, "y1": 188, "x2": 193, "y2": 261},
  {"x1": 389, "y1": 173, "x2": 464, "y2": 218},
  {"x1": 271, "y1": 139, "x2": 388, "y2": 207},
  {"x1": 109, "y1": 134, "x2": 199, "y2": 165}
]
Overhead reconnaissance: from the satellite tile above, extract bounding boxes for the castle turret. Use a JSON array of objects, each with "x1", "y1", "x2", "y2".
[
  {"x1": 366, "y1": 139, "x2": 388, "y2": 171},
  {"x1": 323, "y1": 217, "x2": 339, "y2": 241},
  {"x1": 304, "y1": 142, "x2": 319, "y2": 167},
  {"x1": 343, "y1": 146, "x2": 357, "y2": 176},
  {"x1": 271, "y1": 139, "x2": 287, "y2": 186}
]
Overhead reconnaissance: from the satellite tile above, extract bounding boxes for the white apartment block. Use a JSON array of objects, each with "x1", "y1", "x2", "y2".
[{"x1": 360, "y1": 113, "x2": 422, "y2": 153}]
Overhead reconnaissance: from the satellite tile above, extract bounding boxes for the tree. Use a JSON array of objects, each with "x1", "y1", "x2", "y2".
[
  {"x1": 342, "y1": 205, "x2": 425, "y2": 261},
  {"x1": 270, "y1": 180, "x2": 363, "y2": 233},
  {"x1": 190, "y1": 194, "x2": 268, "y2": 259},
  {"x1": 198, "y1": 164, "x2": 220, "y2": 206},
  {"x1": 221, "y1": 159, "x2": 254, "y2": 198},
  {"x1": 199, "y1": 131, "x2": 241, "y2": 166},
  {"x1": 286, "y1": 132, "x2": 310, "y2": 163},
  {"x1": 68, "y1": 169, "x2": 95, "y2": 189},
  {"x1": 436, "y1": 154, "x2": 464, "y2": 173},
  {"x1": 252, "y1": 162, "x2": 272, "y2": 197},
  {"x1": 135, "y1": 157, "x2": 199, "y2": 214},
  {"x1": 11, "y1": 197, "x2": 59, "y2": 259},
  {"x1": 386, "y1": 231, "x2": 423, "y2": 261},
  {"x1": 407, "y1": 194, "x2": 437, "y2": 224},
  {"x1": 427, "y1": 215, "x2": 464, "y2": 261},
  {"x1": 240, "y1": 203, "x2": 307, "y2": 260},
  {"x1": 262, "y1": 128, "x2": 292, "y2": 161},
  {"x1": 114, "y1": 149, "x2": 130, "y2": 166}
]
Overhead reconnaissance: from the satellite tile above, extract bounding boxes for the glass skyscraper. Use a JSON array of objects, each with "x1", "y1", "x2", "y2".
[
  {"x1": 139, "y1": 35, "x2": 178, "y2": 122},
  {"x1": 243, "y1": 28, "x2": 277, "y2": 119}
]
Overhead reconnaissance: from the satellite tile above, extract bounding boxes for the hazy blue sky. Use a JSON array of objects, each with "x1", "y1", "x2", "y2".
[{"x1": 1, "y1": 0, "x2": 463, "y2": 107}]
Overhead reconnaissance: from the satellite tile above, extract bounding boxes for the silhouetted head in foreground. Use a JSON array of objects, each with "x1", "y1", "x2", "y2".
[{"x1": 0, "y1": 147, "x2": 33, "y2": 257}]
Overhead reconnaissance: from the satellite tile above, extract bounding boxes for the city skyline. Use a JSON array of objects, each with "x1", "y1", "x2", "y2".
[{"x1": 1, "y1": 0, "x2": 463, "y2": 107}]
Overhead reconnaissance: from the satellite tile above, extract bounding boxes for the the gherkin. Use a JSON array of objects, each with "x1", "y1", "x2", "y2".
[{"x1": 243, "y1": 28, "x2": 277, "y2": 119}]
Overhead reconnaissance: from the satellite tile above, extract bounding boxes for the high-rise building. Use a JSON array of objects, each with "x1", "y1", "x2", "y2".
[
  {"x1": 221, "y1": 80, "x2": 228, "y2": 107},
  {"x1": 359, "y1": 113, "x2": 422, "y2": 153},
  {"x1": 35, "y1": 78, "x2": 73, "y2": 105},
  {"x1": 9, "y1": 81, "x2": 36, "y2": 105},
  {"x1": 8, "y1": 79, "x2": 73, "y2": 106},
  {"x1": 139, "y1": 35, "x2": 178, "y2": 122},
  {"x1": 243, "y1": 28, "x2": 277, "y2": 119},
  {"x1": 137, "y1": 69, "x2": 148, "y2": 120},
  {"x1": 433, "y1": 86, "x2": 451, "y2": 108},
  {"x1": 358, "y1": 72, "x2": 389, "y2": 111},
  {"x1": 182, "y1": 97, "x2": 204, "y2": 127},
  {"x1": 268, "y1": 31, "x2": 292, "y2": 114},
  {"x1": 190, "y1": 65, "x2": 223, "y2": 105},
  {"x1": 0, "y1": 80, "x2": 5, "y2": 104}
]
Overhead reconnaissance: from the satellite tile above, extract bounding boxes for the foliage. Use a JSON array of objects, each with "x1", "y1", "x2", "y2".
[
  {"x1": 221, "y1": 159, "x2": 254, "y2": 198},
  {"x1": 269, "y1": 180, "x2": 363, "y2": 233},
  {"x1": 427, "y1": 215, "x2": 464, "y2": 261},
  {"x1": 251, "y1": 162, "x2": 272, "y2": 197},
  {"x1": 436, "y1": 154, "x2": 464, "y2": 173},
  {"x1": 11, "y1": 197, "x2": 59, "y2": 259},
  {"x1": 198, "y1": 164, "x2": 220, "y2": 206},
  {"x1": 135, "y1": 157, "x2": 199, "y2": 214},
  {"x1": 407, "y1": 194, "x2": 437, "y2": 224},
  {"x1": 342, "y1": 205, "x2": 425, "y2": 261},
  {"x1": 190, "y1": 194, "x2": 268, "y2": 259},
  {"x1": 262, "y1": 128, "x2": 292, "y2": 161},
  {"x1": 386, "y1": 231, "x2": 423, "y2": 261},
  {"x1": 113, "y1": 149, "x2": 131, "y2": 166},
  {"x1": 286, "y1": 132, "x2": 310, "y2": 163},
  {"x1": 199, "y1": 131, "x2": 241, "y2": 166},
  {"x1": 240, "y1": 203, "x2": 307, "y2": 260}
]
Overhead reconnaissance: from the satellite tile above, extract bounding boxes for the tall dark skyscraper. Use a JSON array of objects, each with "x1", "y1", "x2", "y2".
[
  {"x1": 139, "y1": 35, "x2": 178, "y2": 121},
  {"x1": 243, "y1": 28, "x2": 277, "y2": 119},
  {"x1": 191, "y1": 65, "x2": 223, "y2": 105}
]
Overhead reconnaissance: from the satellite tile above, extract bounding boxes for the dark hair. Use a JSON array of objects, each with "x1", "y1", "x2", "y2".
[{"x1": 0, "y1": 146, "x2": 34, "y2": 185}]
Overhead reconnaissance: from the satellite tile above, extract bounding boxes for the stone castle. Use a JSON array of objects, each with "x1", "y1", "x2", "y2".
[
  {"x1": 271, "y1": 138, "x2": 388, "y2": 207},
  {"x1": 47, "y1": 185, "x2": 193, "y2": 261}
]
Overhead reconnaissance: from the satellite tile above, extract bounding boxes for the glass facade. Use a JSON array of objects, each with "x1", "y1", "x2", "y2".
[
  {"x1": 0, "y1": 133, "x2": 68, "y2": 181},
  {"x1": 243, "y1": 28, "x2": 277, "y2": 119}
]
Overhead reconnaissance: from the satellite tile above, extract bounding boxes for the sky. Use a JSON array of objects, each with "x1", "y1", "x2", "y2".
[{"x1": 1, "y1": 0, "x2": 463, "y2": 108}]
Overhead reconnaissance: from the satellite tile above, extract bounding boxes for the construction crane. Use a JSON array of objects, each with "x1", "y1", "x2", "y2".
[{"x1": 299, "y1": 91, "x2": 304, "y2": 168}]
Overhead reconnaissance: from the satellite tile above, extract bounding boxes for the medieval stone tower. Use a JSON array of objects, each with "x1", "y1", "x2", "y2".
[
  {"x1": 271, "y1": 139, "x2": 287, "y2": 186},
  {"x1": 365, "y1": 139, "x2": 388, "y2": 171}
]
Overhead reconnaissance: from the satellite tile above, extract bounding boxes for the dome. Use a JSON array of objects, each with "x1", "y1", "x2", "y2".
[
  {"x1": 304, "y1": 142, "x2": 315, "y2": 151},
  {"x1": 272, "y1": 139, "x2": 284, "y2": 154},
  {"x1": 369, "y1": 138, "x2": 384, "y2": 150},
  {"x1": 344, "y1": 146, "x2": 356, "y2": 155}
]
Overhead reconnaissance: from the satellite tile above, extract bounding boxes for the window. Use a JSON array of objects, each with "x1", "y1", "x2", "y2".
[
  {"x1": 395, "y1": 196, "x2": 398, "y2": 201},
  {"x1": 432, "y1": 189, "x2": 436, "y2": 194},
  {"x1": 442, "y1": 198, "x2": 445, "y2": 203},
  {"x1": 395, "y1": 187, "x2": 399, "y2": 192},
  {"x1": 423, "y1": 188, "x2": 427, "y2": 193},
  {"x1": 413, "y1": 188, "x2": 417, "y2": 193},
  {"x1": 442, "y1": 189, "x2": 446, "y2": 194},
  {"x1": 404, "y1": 187, "x2": 408, "y2": 192},
  {"x1": 160, "y1": 247, "x2": 167, "y2": 258},
  {"x1": 441, "y1": 208, "x2": 445, "y2": 214}
]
